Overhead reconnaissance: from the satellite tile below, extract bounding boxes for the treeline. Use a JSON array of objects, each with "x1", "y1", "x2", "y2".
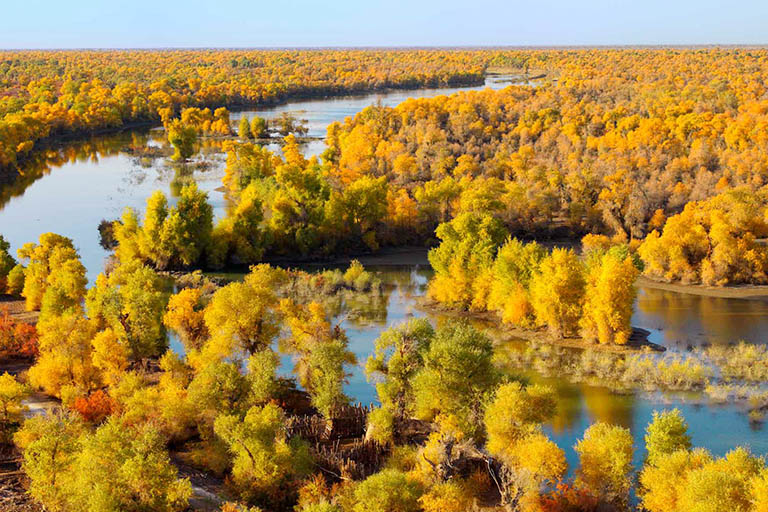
[
  {"x1": 320, "y1": 49, "x2": 768, "y2": 244},
  {"x1": 0, "y1": 49, "x2": 490, "y2": 170}
]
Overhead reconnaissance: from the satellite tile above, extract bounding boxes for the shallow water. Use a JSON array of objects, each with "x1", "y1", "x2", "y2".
[{"x1": 322, "y1": 265, "x2": 768, "y2": 472}]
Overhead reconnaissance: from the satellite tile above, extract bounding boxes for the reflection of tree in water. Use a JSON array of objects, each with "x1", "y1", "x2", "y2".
[
  {"x1": 636, "y1": 286, "x2": 768, "y2": 347},
  {"x1": 0, "y1": 128, "x2": 162, "y2": 209},
  {"x1": 339, "y1": 287, "x2": 391, "y2": 327},
  {"x1": 168, "y1": 163, "x2": 196, "y2": 197},
  {"x1": 581, "y1": 384, "x2": 635, "y2": 429},
  {"x1": 543, "y1": 378, "x2": 584, "y2": 434}
]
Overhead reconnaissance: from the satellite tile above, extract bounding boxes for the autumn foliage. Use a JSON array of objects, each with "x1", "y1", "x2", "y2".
[{"x1": 0, "y1": 309, "x2": 38, "y2": 359}]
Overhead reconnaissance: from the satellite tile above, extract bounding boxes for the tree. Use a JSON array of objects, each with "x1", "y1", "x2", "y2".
[
  {"x1": 17, "y1": 233, "x2": 86, "y2": 315},
  {"x1": 86, "y1": 261, "x2": 169, "y2": 360},
  {"x1": 14, "y1": 412, "x2": 84, "y2": 512},
  {"x1": 239, "y1": 116, "x2": 252, "y2": 139},
  {"x1": 251, "y1": 116, "x2": 268, "y2": 138},
  {"x1": 70, "y1": 418, "x2": 192, "y2": 511},
  {"x1": 427, "y1": 212, "x2": 507, "y2": 309},
  {"x1": 324, "y1": 175, "x2": 388, "y2": 251},
  {"x1": 352, "y1": 469, "x2": 423, "y2": 512},
  {"x1": 214, "y1": 403, "x2": 312, "y2": 505},
  {"x1": 167, "y1": 118, "x2": 197, "y2": 161},
  {"x1": 484, "y1": 382, "x2": 565, "y2": 509},
  {"x1": 0, "y1": 310, "x2": 38, "y2": 359},
  {"x1": 6, "y1": 264, "x2": 25, "y2": 296},
  {"x1": 580, "y1": 246, "x2": 640, "y2": 345},
  {"x1": 412, "y1": 322, "x2": 499, "y2": 438},
  {"x1": 90, "y1": 328, "x2": 130, "y2": 387},
  {"x1": 638, "y1": 446, "x2": 766, "y2": 512},
  {"x1": 0, "y1": 372, "x2": 28, "y2": 440},
  {"x1": 280, "y1": 300, "x2": 355, "y2": 418},
  {"x1": 201, "y1": 265, "x2": 282, "y2": 362},
  {"x1": 574, "y1": 422, "x2": 633, "y2": 505},
  {"x1": 529, "y1": 248, "x2": 585, "y2": 338},
  {"x1": 187, "y1": 360, "x2": 252, "y2": 417},
  {"x1": 487, "y1": 238, "x2": 546, "y2": 327},
  {"x1": 114, "y1": 183, "x2": 214, "y2": 269},
  {"x1": 28, "y1": 314, "x2": 101, "y2": 398},
  {"x1": 0, "y1": 234, "x2": 16, "y2": 291},
  {"x1": 164, "y1": 287, "x2": 209, "y2": 352},
  {"x1": 213, "y1": 182, "x2": 267, "y2": 266},
  {"x1": 171, "y1": 181, "x2": 214, "y2": 267},
  {"x1": 365, "y1": 319, "x2": 434, "y2": 442},
  {"x1": 644, "y1": 409, "x2": 691, "y2": 466}
]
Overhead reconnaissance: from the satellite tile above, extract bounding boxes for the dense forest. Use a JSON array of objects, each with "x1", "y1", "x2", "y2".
[{"x1": 4, "y1": 48, "x2": 768, "y2": 511}]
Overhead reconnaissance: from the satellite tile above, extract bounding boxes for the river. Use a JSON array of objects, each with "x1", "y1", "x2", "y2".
[{"x1": 2, "y1": 75, "x2": 767, "y2": 474}]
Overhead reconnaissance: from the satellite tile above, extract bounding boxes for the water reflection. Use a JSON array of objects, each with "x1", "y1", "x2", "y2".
[{"x1": 634, "y1": 286, "x2": 768, "y2": 347}]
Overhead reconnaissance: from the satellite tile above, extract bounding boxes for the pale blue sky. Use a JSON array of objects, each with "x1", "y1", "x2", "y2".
[{"x1": 2, "y1": 0, "x2": 767, "y2": 49}]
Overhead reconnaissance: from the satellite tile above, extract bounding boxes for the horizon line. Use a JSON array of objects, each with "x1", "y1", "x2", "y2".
[{"x1": 3, "y1": 44, "x2": 768, "y2": 52}]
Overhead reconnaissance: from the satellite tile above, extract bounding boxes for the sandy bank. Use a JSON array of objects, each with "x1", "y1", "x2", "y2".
[{"x1": 637, "y1": 276, "x2": 768, "y2": 301}]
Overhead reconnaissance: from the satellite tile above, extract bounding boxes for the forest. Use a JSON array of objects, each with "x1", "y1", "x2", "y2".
[{"x1": 3, "y1": 47, "x2": 768, "y2": 511}]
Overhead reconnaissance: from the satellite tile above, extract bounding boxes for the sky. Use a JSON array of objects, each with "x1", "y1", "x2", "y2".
[{"x1": 2, "y1": 0, "x2": 768, "y2": 49}]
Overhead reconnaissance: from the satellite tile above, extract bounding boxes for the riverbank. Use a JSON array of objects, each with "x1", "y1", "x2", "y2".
[{"x1": 638, "y1": 276, "x2": 768, "y2": 301}]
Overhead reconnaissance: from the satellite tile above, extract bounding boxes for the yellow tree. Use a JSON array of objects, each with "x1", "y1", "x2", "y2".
[
  {"x1": 484, "y1": 381, "x2": 566, "y2": 509},
  {"x1": 580, "y1": 247, "x2": 640, "y2": 345},
  {"x1": 17, "y1": 233, "x2": 86, "y2": 315},
  {"x1": 200, "y1": 265, "x2": 283, "y2": 363},
  {"x1": 28, "y1": 314, "x2": 101, "y2": 398},
  {"x1": 529, "y1": 248, "x2": 586, "y2": 337},
  {"x1": 164, "y1": 287, "x2": 210, "y2": 352},
  {"x1": 574, "y1": 422, "x2": 634, "y2": 506}
]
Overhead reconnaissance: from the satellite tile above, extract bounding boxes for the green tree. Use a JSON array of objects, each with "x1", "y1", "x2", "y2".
[
  {"x1": 352, "y1": 469, "x2": 423, "y2": 512},
  {"x1": 645, "y1": 409, "x2": 691, "y2": 466},
  {"x1": 239, "y1": 116, "x2": 252, "y2": 139},
  {"x1": 214, "y1": 403, "x2": 312, "y2": 505},
  {"x1": 412, "y1": 322, "x2": 499, "y2": 438},
  {"x1": 324, "y1": 175, "x2": 388, "y2": 251},
  {"x1": 167, "y1": 118, "x2": 197, "y2": 161},
  {"x1": 6, "y1": 264, "x2": 25, "y2": 296},
  {"x1": 0, "y1": 234, "x2": 16, "y2": 291},
  {"x1": 250, "y1": 116, "x2": 268, "y2": 138},
  {"x1": 365, "y1": 319, "x2": 434, "y2": 442}
]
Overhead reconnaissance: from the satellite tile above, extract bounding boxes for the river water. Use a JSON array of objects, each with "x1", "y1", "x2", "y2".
[{"x1": 2, "y1": 75, "x2": 767, "y2": 472}]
